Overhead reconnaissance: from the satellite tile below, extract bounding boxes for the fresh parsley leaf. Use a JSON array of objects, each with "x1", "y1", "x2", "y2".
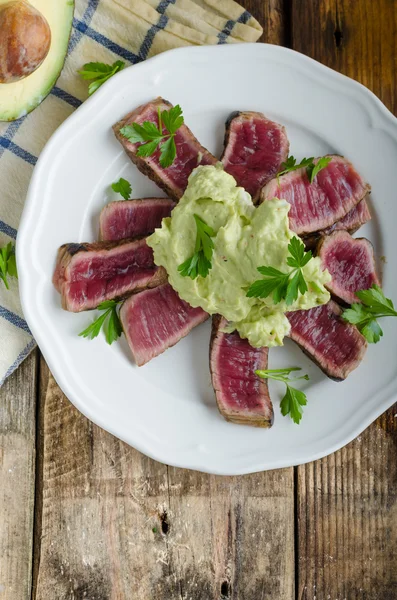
[
  {"x1": 79, "y1": 300, "x2": 122, "y2": 345},
  {"x1": 361, "y1": 319, "x2": 383, "y2": 344},
  {"x1": 177, "y1": 214, "x2": 215, "y2": 280},
  {"x1": 342, "y1": 284, "x2": 397, "y2": 344},
  {"x1": 119, "y1": 124, "x2": 149, "y2": 144},
  {"x1": 286, "y1": 236, "x2": 312, "y2": 268},
  {"x1": 137, "y1": 140, "x2": 161, "y2": 158},
  {"x1": 0, "y1": 242, "x2": 18, "y2": 290},
  {"x1": 246, "y1": 237, "x2": 313, "y2": 306},
  {"x1": 78, "y1": 61, "x2": 125, "y2": 96},
  {"x1": 178, "y1": 254, "x2": 199, "y2": 279},
  {"x1": 280, "y1": 385, "x2": 307, "y2": 424},
  {"x1": 256, "y1": 367, "x2": 309, "y2": 424},
  {"x1": 285, "y1": 270, "x2": 301, "y2": 306},
  {"x1": 356, "y1": 284, "x2": 397, "y2": 316},
  {"x1": 159, "y1": 136, "x2": 177, "y2": 168},
  {"x1": 111, "y1": 177, "x2": 132, "y2": 200},
  {"x1": 120, "y1": 105, "x2": 184, "y2": 168},
  {"x1": 161, "y1": 104, "x2": 184, "y2": 134},
  {"x1": 342, "y1": 303, "x2": 368, "y2": 325},
  {"x1": 107, "y1": 306, "x2": 123, "y2": 344},
  {"x1": 306, "y1": 156, "x2": 332, "y2": 183},
  {"x1": 78, "y1": 311, "x2": 109, "y2": 340},
  {"x1": 277, "y1": 156, "x2": 314, "y2": 179},
  {"x1": 277, "y1": 155, "x2": 332, "y2": 184}
]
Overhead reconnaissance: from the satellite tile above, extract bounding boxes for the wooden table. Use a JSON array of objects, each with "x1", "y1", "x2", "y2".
[{"x1": 1, "y1": 2, "x2": 396, "y2": 598}]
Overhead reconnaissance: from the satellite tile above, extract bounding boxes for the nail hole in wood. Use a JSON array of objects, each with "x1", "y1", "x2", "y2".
[
  {"x1": 334, "y1": 28, "x2": 343, "y2": 48},
  {"x1": 160, "y1": 510, "x2": 169, "y2": 534},
  {"x1": 221, "y1": 580, "x2": 230, "y2": 598}
]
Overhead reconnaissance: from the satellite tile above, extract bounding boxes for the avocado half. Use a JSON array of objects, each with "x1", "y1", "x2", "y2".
[{"x1": 0, "y1": 0, "x2": 74, "y2": 121}]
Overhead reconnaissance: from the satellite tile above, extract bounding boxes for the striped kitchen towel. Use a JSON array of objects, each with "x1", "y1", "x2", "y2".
[{"x1": 0, "y1": 0, "x2": 262, "y2": 385}]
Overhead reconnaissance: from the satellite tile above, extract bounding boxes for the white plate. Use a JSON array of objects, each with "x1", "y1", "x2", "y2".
[{"x1": 18, "y1": 44, "x2": 397, "y2": 475}]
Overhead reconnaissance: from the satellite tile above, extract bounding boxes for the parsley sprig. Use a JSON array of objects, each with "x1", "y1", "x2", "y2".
[
  {"x1": 0, "y1": 242, "x2": 17, "y2": 290},
  {"x1": 178, "y1": 214, "x2": 215, "y2": 279},
  {"x1": 342, "y1": 284, "x2": 397, "y2": 343},
  {"x1": 78, "y1": 61, "x2": 125, "y2": 96},
  {"x1": 111, "y1": 177, "x2": 132, "y2": 200},
  {"x1": 120, "y1": 105, "x2": 184, "y2": 168},
  {"x1": 256, "y1": 367, "x2": 309, "y2": 424},
  {"x1": 246, "y1": 237, "x2": 313, "y2": 306},
  {"x1": 277, "y1": 156, "x2": 332, "y2": 183},
  {"x1": 79, "y1": 300, "x2": 122, "y2": 345}
]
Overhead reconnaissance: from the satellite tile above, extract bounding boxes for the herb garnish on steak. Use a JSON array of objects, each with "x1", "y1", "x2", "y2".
[
  {"x1": 342, "y1": 285, "x2": 397, "y2": 344},
  {"x1": 113, "y1": 97, "x2": 218, "y2": 200},
  {"x1": 261, "y1": 155, "x2": 370, "y2": 236}
]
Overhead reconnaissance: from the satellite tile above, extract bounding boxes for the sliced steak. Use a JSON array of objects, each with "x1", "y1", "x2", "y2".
[
  {"x1": 333, "y1": 197, "x2": 371, "y2": 233},
  {"x1": 221, "y1": 111, "x2": 289, "y2": 201},
  {"x1": 53, "y1": 239, "x2": 166, "y2": 312},
  {"x1": 317, "y1": 230, "x2": 380, "y2": 305},
  {"x1": 304, "y1": 197, "x2": 371, "y2": 249},
  {"x1": 210, "y1": 315, "x2": 273, "y2": 427},
  {"x1": 100, "y1": 198, "x2": 175, "y2": 241},
  {"x1": 113, "y1": 97, "x2": 218, "y2": 200},
  {"x1": 287, "y1": 301, "x2": 367, "y2": 381},
  {"x1": 261, "y1": 156, "x2": 370, "y2": 236},
  {"x1": 120, "y1": 283, "x2": 208, "y2": 366}
]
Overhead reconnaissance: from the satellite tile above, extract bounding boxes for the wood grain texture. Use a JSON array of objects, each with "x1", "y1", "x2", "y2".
[
  {"x1": 292, "y1": 1, "x2": 397, "y2": 598},
  {"x1": 291, "y1": 0, "x2": 396, "y2": 114},
  {"x1": 34, "y1": 363, "x2": 294, "y2": 600},
  {"x1": 0, "y1": 351, "x2": 37, "y2": 600},
  {"x1": 244, "y1": 0, "x2": 288, "y2": 44}
]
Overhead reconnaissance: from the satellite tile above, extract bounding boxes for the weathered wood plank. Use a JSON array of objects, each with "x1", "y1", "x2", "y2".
[
  {"x1": 166, "y1": 467, "x2": 294, "y2": 599},
  {"x1": 292, "y1": 1, "x2": 397, "y2": 598},
  {"x1": 244, "y1": 0, "x2": 289, "y2": 44},
  {"x1": 34, "y1": 362, "x2": 294, "y2": 600},
  {"x1": 0, "y1": 351, "x2": 37, "y2": 600}
]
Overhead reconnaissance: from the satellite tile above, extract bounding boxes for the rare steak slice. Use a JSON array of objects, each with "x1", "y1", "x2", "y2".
[
  {"x1": 221, "y1": 111, "x2": 289, "y2": 201},
  {"x1": 100, "y1": 198, "x2": 175, "y2": 241},
  {"x1": 261, "y1": 156, "x2": 370, "y2": 235},
  {"x1": 303, "y1": 197, "x2": 371, "y2": 248},
  {"x1": 53, "y1": 239, "x2": 166, "y2": 312},
  {"x1": 113, "y1": 97, "x2": 218, "y2": 200},
  {"x1": 332, "y1": 197, "x2": 371, "y2": 234},
  {"x1": 317, "y1": 231, "x2": 380, "y2": 305},
  {"x1": 120, "y1": 283, "x2": 208, "y2": 366},
  {"x1": 287, "y1": 301, "x2": 367, "y2": 381},
  {"x1": 210, "y1": 315, "x2": 273, "y2": 427}
]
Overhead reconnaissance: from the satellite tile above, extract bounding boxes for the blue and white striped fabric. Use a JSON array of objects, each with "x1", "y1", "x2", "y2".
[{"x1": 0, "y1": 0, "x2": 262, "y2": 385}]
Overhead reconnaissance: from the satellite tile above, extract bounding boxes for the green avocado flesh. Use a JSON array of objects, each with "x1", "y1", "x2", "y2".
[
  {"x1": 147, "y1": 165, "x2": 331, "y2": 348},
  {"x1": 0, "y1": 0, "x2": 74, "y2": 121}
]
